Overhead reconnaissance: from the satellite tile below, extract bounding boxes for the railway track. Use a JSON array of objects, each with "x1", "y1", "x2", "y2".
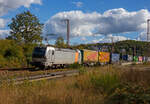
[
  {"x1": 0, "y1": 67, "x2": 34, "y2": 71},
  {"x1": 0, "y1": 62, "x2": 144, "y2": 71},
  {"x1": 0, "y1": 62, "x2": 147, "y2": 85},
  {"x1": 0, "y1": 70, "x2": 79, "y2": 84}
]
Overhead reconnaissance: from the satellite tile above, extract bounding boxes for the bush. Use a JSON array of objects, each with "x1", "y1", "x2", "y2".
[
  {"x1": 0, "y1": 39, "x2": 34, "y2": 68},
  {"x1": 0, "y1": 55, "x2": 6, "y2": 68},
  {"x1": 106, "y1": 83, "x2": 150, "y2": 104},
  {"x1": 68, "y1": 63, "x2": 82, "y2": 69},
  {"x1": 90, "y1": 72, "x2": 120, "y2": 94}
]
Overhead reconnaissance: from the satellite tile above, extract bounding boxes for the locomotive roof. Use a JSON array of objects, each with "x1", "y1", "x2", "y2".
[{"x1": 55, "y1": 48, "x2": 77, "y2": 52}]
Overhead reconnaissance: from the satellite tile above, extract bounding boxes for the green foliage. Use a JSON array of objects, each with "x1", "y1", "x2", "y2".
[
  {"x1": 0, "y1": 40, "x2": 37, "y2": 68},
  {"x1": 73, "y1": 40, "x2": 150, "y2": 57},
  {"x1": 68, "y1": 63, "x2": 82, "y2": 69},
  {"x1": 106, "y1": 83, "x2": 150, "y2": 104},
  {"x1": 0, "y1": 55, "x2": 6, "y2": 68},
  {"x1": 0, "y1": 39, "x2": 25, "y2": 68},
  {"x1": 8, "y1": 11, "x2": 43, "y2": 44},
  {"x1": 2, "y1": 11, "x2": 43, "y2": 68},
  {"x1": 90, "y1": 72, "x2": 120, "y2": 94},
  {"x1": 78, "y1": 67, "x2": 87, "y2": 75},
  {"x1": 22, "y1": 43, "x2": 37, "y2": 66},
  {"x1": 55, "y1": 36, "x2": 66, "y2": 48}
]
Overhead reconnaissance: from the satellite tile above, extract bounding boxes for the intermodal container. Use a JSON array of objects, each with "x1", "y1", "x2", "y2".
[
  {"x1": 133, "y1": 56, "x2": 138, "y2": 62},
  {"x1": 99, "y1": 52, "x2": 110, "y2": 63},
  {"x1": 111, "y1": 53, "x2": 120, "y2": 63},
  {"x1": 138, "y1": 56, "x2": 143, "y2": 62},
  {"x1": 81, "y1": 49, "x2": 98, "y2": 63},
  {"x1": 122, "y1": 55, "x2": 128, "y2": 61},
  {"x1": 142, "y1": 56, "x2": 146, "y2": 62},
  {"x1": 128, "y1": 55, "x2": 133, "y2": 62},
  {"x1": 147, "y1": 57, "x2": 150, "y2": 62}
]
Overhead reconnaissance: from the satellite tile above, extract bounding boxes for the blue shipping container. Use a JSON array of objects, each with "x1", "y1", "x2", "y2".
[
  {"x1": 122, "y1": 55, "x2": 128, "y2": 61},
  {"x1": 111, "y1": 53, "x2": 120, "y2": 63}
]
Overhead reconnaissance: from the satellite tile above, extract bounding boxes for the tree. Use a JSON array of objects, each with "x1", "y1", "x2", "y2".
[
  {"x1": 8, "y1": 11, "x2": 43, "y2": 44},
  {"x1": 55, "y1": 36, "x2": 66, "y2": 48},
  {"x1": 0, "y1": 39, "x2": 25, "y2": 68}
]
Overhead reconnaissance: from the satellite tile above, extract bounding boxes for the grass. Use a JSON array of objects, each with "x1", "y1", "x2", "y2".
[{"x1": 1, "y1": 65, "x2": 150, "y2": 104}]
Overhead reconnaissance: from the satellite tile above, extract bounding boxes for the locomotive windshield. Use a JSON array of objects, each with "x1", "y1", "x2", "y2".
[{"x1": 32, "y1": 47, "x2": 46, "y2": 58}]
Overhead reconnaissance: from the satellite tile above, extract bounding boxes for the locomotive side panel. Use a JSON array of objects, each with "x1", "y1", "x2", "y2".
[
  {"x1": 53, "y1": 50, "x2": 76, "y2": 65},
  {"x1": 75, "y1": 52, "x2": 79, "y2": 63}
]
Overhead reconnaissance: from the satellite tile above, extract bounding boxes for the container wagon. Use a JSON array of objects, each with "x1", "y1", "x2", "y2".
[
  {"x1": 145, "y1": 57, "x2": 150, "y2": 62},
  {"x1": 122, "y1": 55, "x2": 128, "y2": 62},
  {"x1": 80, "y1": 49, "x2": 98, "y2": 66},
  {"x1": 111, "y1": 53, "x2": 120, "y2": 64},
  {"x1": 127, "y1": 55, "x2": 133, "y2": 62},
  {"x1": 138, "y1": 56, "x2": 143, "y2": 62},
  {"x1": 133, "y1": 56, "x2": 138, "y2": 62},
  {"x1": 99, "y1": 52, "x2": 110, "y2": 65}
]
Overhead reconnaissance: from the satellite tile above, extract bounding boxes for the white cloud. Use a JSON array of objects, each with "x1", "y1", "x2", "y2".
[
  {"x1": 92, "y1": 34, "x2": 129, "y2": 43},
  {"x1": 80, "y1": 37, "x2": 86, "y2": 41},
  {"x1": 44, "y1": 11, "x2": 101, "y2": 39},
  {"x1": 0, "y1": 0, "x2": 42, "y2": 16},
  {"x1": 0, "y1": 29, "x2": 9, "y2": 38},
  {"x1": 0, "y1": 18, "x2": 6, "y2": 28},
  {"x1": 72, "y1": 2, "x2": 83, "y2": 8},
  {"x1": 137, "y1": 31, "x2": 147, "y2": 41},
  {"x1": 0, "y1": 0, "x2": 42, "y2": 38},
  {"x1": 44, "y1": 8, "x2": 150, "y2": 40}
]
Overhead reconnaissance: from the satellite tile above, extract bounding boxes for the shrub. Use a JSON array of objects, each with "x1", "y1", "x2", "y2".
[
  {"x1": 106, "y1": 83, "x2": 150, "y2": 104},
  {"x1": 0, "y1": 39, "x2": 36, "y2": 68},
  {"x1": 0, "y1": 55, "x2": 6, "y2": 68},
  {"x1": 90, "y1": 72, "x2": 120, "y2": 94},
  {"x1": 68, "y1": 63, "x2": 82, "y2": 69}
]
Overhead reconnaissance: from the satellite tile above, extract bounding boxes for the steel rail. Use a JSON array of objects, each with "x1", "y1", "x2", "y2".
[{"x1": 0, "y1": 70, "x2": 79, "y2": 84}]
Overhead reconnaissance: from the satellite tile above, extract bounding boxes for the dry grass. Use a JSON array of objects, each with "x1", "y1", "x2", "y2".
[
  {"x1": 0, "y1": 64, "x2": 150, "y2": 104},
  {"x1": 0, "y1": 77, "x2": 104, "y2": 104}
]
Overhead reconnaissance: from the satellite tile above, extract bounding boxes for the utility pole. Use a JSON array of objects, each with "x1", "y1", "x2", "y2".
[
  {"x1": 134, "y1": 45, "x2": 136, "y2": 56},
  {"x1": 62, "y1": 19, "x2": 70, "y2": 46},
  {"x1": 147, "y1": 19, "x2": 150, "y2": 42},
  {"x1": 111, "y1": 37, "x2": 114, "y2": 53}
]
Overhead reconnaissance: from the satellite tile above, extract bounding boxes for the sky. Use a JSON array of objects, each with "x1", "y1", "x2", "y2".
[{"x1": 0, "y1": 0, "x2": 150, "y2": 45}]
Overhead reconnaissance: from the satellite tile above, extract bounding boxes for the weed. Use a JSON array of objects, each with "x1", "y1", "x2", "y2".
[
  {"x1": 90, "y1": 72, "x2": 120, "y2": 94},
  {"x1": 68, "y1": 63, "x2": 82, "y2": 69},
  {"x1": 106, "y1": 83, "x2": 150, "y2": 104}
]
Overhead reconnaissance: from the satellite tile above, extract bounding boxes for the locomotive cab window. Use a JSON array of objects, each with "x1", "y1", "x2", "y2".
[{"x1": 52, "y1": 50, "x2": 54, "y2": 55}]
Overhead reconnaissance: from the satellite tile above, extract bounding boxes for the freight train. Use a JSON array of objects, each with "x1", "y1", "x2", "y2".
[{"x1": 31, "y1": 46, "x2": 150, "y2": 69}]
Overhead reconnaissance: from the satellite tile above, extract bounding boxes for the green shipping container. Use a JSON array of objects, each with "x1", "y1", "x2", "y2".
[{"x1": 133, "y1": 56, "x2": 138, "y2": 62}]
